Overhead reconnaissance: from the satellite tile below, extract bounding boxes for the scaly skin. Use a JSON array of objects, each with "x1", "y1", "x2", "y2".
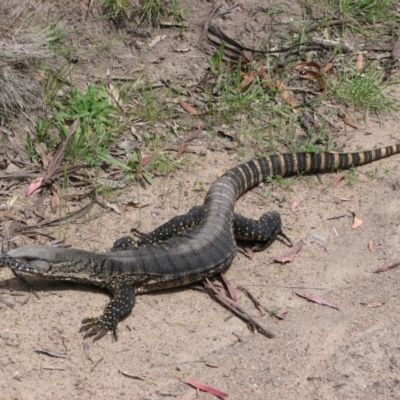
[
  {"x1": 1, "y1": 145, "x2": 400, "y2": 340},
  {"x1": 111, "y1": 207, "x2": 291, "y2": 251}
]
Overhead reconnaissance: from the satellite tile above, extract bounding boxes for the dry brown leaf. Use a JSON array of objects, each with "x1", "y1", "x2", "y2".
[
  {"x1": 352, "y1": 215, "x2": 363, "y2": 229},
  {"x1": 274, "y1": 240, "x2": 304, "y2": 264},
  {"x1": 276, "y1": 79, "x2": 298, "y2": 111},
  {"x1": 374, "y1": 261, "x2": 400, "y2": 273},
  {"x1": 323, "y1": 62, "x2": 334, "y2": 73},
  {"x1": 0, "y1": 210, "x2": 24, "y2": 221},
  {"x1": 177, "y1": 144, "x2": 187, "y2": 157},
  {"x1": 355, "y1": 53, "x2": 364, "y2": 71},
  {"x1": 342, "y1": 117, "x2": 358, "y2": 129},
  {"x1": 239, "y1": 71, "x2": 255, "y2": 90},
  {"x1": 365, "y1": 300, "x2": 385, "y2": 308},
  {"x1": 107, "y1": 82, "x2": 123, "y2": 108},
  {"x1": 392, "y1": 37, "x2": 400, "y2": 60},
  {"x1": 180, "y1": 100, "x2": 197, "y2": 115},
  {"x1": 35, "y1": 143, "x2": 49, "y2": 168}
]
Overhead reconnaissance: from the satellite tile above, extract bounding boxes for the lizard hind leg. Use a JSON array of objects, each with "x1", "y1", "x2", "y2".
[{"x1": 80, "y1": 282, "x2": 135, "y2": 341}]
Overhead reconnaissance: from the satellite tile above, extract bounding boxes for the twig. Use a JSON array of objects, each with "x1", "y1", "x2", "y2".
[
  {"x1": 86, "y1": 0, "x2": 94, "y2": 21},
  {"x1": 238, "y1": 286, "x2": 285, "y2": 320},
  {"x1": 119, "y1": 370, "x2": 156, "y2": 384},
  {"x1": 90, "y1": 356, "x2": 104, "y2": 373},
  {"x1": 0, "y1": 296, "x2": 14, "y2": 308},
  {"x1": 203, "y1": 278, "x2": 275, "y2": 338}
]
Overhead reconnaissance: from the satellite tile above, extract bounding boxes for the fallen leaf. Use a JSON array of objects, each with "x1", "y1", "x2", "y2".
[
  {"x1": 373, "y1": 261, "x2": 400, "y2": 273},
  {"x1": 0, "y1": 210, "x2": 24, "y2": 221},
  {"x1": 180, "y1": 100, "x2": 197, "y2": 115},
  {"x1": 368, "y1": 239, "x2": 374, "y2": 251},
  {"x1": 352, "y1": 215, "x2": 363, "y2": 229},
  {"x1": 365, "y1": 300, "x2": 385, "y2": 308},
  {"x1": 177, "y1": 144, "x2": 187, "y2": 157},
  {"x1": 221, "y1": 273, "x2": 237, "y2": 302},
  {"x1": 342, "y1": 117, "x2": 358, "y2": 129},
  {"x1": 182, "y1": 378, "x2": 228, "y2": 398},
  {"x1": 392, "y1": 37, "x2": 400, "y2": 60},
  {"x1": 337, "y1": 197, "x2": 351, "y2": 202},
  {"x1": 291, "y1": 197, "x2": 304, "y2": 212},
  {"x1": 294, "y1": 61, "x2": 327, "y2": 93},
  {"x1": 148, "y1": 34, "x2": 166, "y2": 48},
  {"x1": 355, "y1": 53, "x2": 364, "y2": 71},
  {"x1": 139, "y1": 154, "x2": 154, "y2": 167},
  {"x1": 105, "y1": 202, "x2": 121, "y2": 214},
  {"x1": 274, "y1": 240, "x2": 304, "y2": 264},
  {"x1": 323, "y1": 62, "x2": 334, "y2": 73},
  {"x1": 107, "y1": 82, "x2": 123, "y2": 108},
  {"x1": 293, "y1": 290, "x2": 339, "y2": 310},
  {"x1": 26, "y1": 177, "x2": 44, "y2": 197},
  {"x1": 309, "y1": 231, "x2": 326, "y2": 243},
  {"x1": 35, "y1": 143, "x2": 49, "y2": 168},
  {"x1": 332, "y1": 175, "x2": 344, "y2": 187},
  {"x1": 276, "y1": 79, "x2": 298, "y2": 110},
  {"x1": 276, "y1": 309, "x2": 288, "y2": 318},
  {"x1": 239, "y1": 71, "x2": 255, "y2": 90}
]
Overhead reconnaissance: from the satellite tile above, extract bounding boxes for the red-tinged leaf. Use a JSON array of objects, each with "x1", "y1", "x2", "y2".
[
  {"x1": 293, "y1": 290, "x2": 339, "y2": 310},
  {"x1": 182, "y1": 378, "x2": 228, "y2": 398},
  {"x1": 274, "y1": 240, "x2": 304, "y2": 264},
  {"x1": 291, "y1": 197, "x2": 304, "y2": 212},
  {"x1": 276, "y1": 309, "x2": 288, "y2": 318},
  {"x1": 352, "y1": 215, "x2": 363, "y2": 229},
  {"x1": 333, "y1": 175, "x2": 344, "y2": 187},
  {"x1": 342, "y1": 117, "x2": 358, "y2": 129},
  {"x1": 373, "y1": 261, "x2": 400, "y2": 273},
  {"x1": 177, "y1": 144, "x2": 187, "y2": 157},
  {"x1": 139, "y1": 154, "x2": 154, "y2": 167},
  {"x1": 180, "y1": 100, "x2": 197, "y2": 115},
  {"x1": 26, "y1": 177, "x2": 44, "y2": 197},
  {"x1": 355, "y1": 53, "x2": 364, "y2": 71},
  {"x1": 368, "y1": 239, "x2": 374, "y2": 251},
  {"x1": 220, "y1": 273, "x2": 237, "y2": 302}
]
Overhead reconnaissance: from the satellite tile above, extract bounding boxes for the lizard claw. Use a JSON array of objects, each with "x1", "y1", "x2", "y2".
[{"x1": 80, "y1": 316, "x2": 117, "y2": 341}]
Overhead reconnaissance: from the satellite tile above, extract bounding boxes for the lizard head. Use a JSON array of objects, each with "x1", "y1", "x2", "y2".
[{"x1": 0, "y1": 245, "x2": 95, "y2": 281}]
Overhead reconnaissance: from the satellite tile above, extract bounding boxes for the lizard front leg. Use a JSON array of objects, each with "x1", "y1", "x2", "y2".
[{"x1": 80, "y1": 282, "x2": 135, "y2": 341}]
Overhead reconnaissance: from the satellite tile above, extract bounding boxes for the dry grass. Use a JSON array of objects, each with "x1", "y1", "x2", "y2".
[{"x1": 0, "y1": 0, "x2": 53, "y2": 114}]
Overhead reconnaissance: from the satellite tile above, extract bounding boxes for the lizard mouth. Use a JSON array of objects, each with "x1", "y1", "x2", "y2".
[{"x1": 0, "y1": 256, "x2": 51, "y2": 274}]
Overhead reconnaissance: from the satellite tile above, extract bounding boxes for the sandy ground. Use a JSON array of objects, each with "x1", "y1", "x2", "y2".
[{"x1": 1, "y1": 1, "x2": 400, "y2": 399}]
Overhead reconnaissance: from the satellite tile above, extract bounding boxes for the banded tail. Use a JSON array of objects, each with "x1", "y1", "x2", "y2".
[{"x1": 211, "y1": 144, "x2": 400, "y2": 201}]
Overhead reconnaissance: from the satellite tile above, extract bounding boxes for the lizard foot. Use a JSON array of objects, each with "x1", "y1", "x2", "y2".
[{"x1": 80, "y1": 316, "x2": 117, "y2": 341}]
